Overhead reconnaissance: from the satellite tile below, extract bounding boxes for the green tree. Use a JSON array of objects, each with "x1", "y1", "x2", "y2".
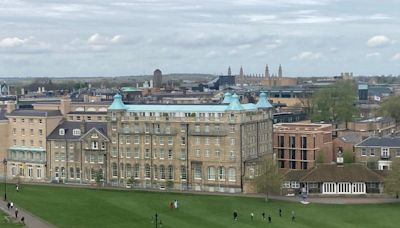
[
  {"x1": 254, "y1": 156, "x2": 283, "y2": 201},
  {"x1": 384, "y1": 158, "x2": 400, "y2": 198},
  {"x1": 380, "y1": 95, "x2": 400, "y2": 128},
  {"x1": 311, "y1": 80, "x2": 358, "y2": 127},
  {"x1": 95, "y1": 171, "x2": 104, "y2": 188},
  {"x1": 343, "y1": 150, "x2": 354, "y2": 163}
]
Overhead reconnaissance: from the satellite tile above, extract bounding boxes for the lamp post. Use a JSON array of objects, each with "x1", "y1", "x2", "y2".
[
  {"x1": 153, "y1": 212, "x2": 162, "y2": 228},
  {"x1": 3, "y1": 158, "x2": 7, "y2": 201}
]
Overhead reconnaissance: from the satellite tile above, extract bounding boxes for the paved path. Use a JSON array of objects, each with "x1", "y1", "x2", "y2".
[{"x1": 0, "y1": 199, "x2": 55, "y2": 228}]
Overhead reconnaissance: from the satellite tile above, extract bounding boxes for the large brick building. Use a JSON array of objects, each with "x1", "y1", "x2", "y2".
[{"x1": 274, "y1": 123, "x2": 333, "y2": 170}]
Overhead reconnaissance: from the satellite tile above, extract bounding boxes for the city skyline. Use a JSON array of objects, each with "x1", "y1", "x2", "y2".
[{"x1": 0, "y1": 0, "x2": 400, "y2": 77}]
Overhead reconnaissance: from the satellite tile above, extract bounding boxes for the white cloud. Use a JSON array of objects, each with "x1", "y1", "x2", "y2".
[
  {"x1": 366, "y1": 35, "x2": 393, "y2": 48},
  {"x1": 0, "y1": 37, "x2": 32, "y2": 48},
  {"x1": 392, "y1": 53, "x2": 400, "y2": 61},
  {"x1": 205, "y1": 50, "x2": 217, "y2": 58},
  {"x1": 88, "y1": 33, "x2": 123, "y2": 45},
  {"x1": 292, "y1": 51, "x2": 322, "y2": 60},
  {"x1": 366, "y1": 52, "x2": 381, "y2": 58}
]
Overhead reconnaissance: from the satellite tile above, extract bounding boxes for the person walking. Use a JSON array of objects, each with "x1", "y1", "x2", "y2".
[
  {"x1": 16, "y1": 184, "x2": 19, "y2": 192},
  {"x1": 10, "y1": 201, "x2": 14, "y2": 209},
  {"x1": 233, "y1": 210, "x2": 238, "y2": 221},
  {"x1": 250, "y1": 212, "x2": 254, "y2": 221},
  {"x1": 291, "y1": 210, "x2": 295, "y2": 222},
  {"x1": 21, "y1": 217, "x2": 25, "y2": 225},
  {"x1": 7, "y1": 202, "x2": 10, "y2": 210},
  {"x1": 268, "y1": 215, "x2": 272, "y2": 223},
  {"x1": 15, "y1": 208, "x2": 19, "y2": 219},
  {"x1": 262, "y1": 211, "x2": 266, "y2": 221},
  {"x1": 279, "y1": 208, "x2": 282, "y2": 217}
]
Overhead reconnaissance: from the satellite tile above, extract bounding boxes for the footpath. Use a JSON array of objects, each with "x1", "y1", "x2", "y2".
[{"x1": 0, "y1": 199, "x2": 54, "y2": 228}]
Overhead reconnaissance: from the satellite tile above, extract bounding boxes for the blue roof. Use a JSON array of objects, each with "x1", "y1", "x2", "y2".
[
  {"x1": 227, "y1": 94, "x2": 244, "y2": 111},
  {"x1": 109, "y1": 94, "x2": 126, "y2": 110},
  {"x1": 256, "y1": 92, "x2": 273, "y2": 109},
  {"x1": 222, "y1": 92, "x2": 232, "y2": 104}
]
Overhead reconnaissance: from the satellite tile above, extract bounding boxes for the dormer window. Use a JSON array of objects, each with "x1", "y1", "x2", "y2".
[
  {"x1": 59, "y1": 129, "x2": 65, "y2": 136},
  {"x1": 73, "y1": 129, "x2": 81, "y2": 136}
]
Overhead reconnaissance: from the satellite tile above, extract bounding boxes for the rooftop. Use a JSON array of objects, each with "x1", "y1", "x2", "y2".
[
  {"x1": 356, "y1": 136, "x2": 400, "y2": 147},
  {"x1": 48, "y1": 121, "x2": 107, "y2": 140},
  {"x1": 7, "y1": 109, "x2": 62, "y2": 117}
]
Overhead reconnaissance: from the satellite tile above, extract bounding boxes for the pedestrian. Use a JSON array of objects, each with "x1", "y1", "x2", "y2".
[
  {"x1": 16, "y1": 184, "x2": 19, "y2": 192},
  {"x1": 279, "y1": 208, "x2": 282, "y2": 217},
  {"x1": 21, "y1": 217, "x2": 25, "y2": 225},
  {"x1": 233, "y1": 210, "x2": 238, "y2": 221},
  {"x1": 7, "y1": 202, "x2": 10, "y2": 210},
  {"x1": 174, "y1": 200, "x2": 178, "y2": 209},
  {"x1": 268, "y1": 215, "x2": 271, "y2": 223},
  {"x1": 250, "y1": 212, "x2": 254, "y2": 221},
  {"x1": 169, "y1": 202, "x2": 173, "y2": 210},
  {"x1": 291, "y1": 210, "x2": 295, "y2": 222},
  {"x1": 262, "y1": 211, "x2": 265, "y2": 220},
  {"x1": 15, "y1": 208, "x2": 19, "y2": 219},
  {"x1": 10, "y1": 201, "x2": 14, "y2": 209}
]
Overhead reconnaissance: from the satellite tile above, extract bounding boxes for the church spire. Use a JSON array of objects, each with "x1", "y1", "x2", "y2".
[
  {"x1": 228, "y1": 66, "x2": 231, "y2": 76},
  {"x1": 239, "y1": 66, "x2": 244, "y2": 78},
  {"x1": 265, "y1": 64, "x2": 270, "y2": 78},
  {"x1": 278, "y1": 64, "x2": 283, "y2": 78}
]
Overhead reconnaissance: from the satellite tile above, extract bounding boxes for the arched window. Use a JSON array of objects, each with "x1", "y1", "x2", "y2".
[
  {"x1": 168, "y1": 165, "x2": 174, "y2": 180},
  {"x1": 70, "y1": 167, "x2": 74, "y2": 178},
  {"x1": 208, "y1": 166, "x2": 216, "y2": 180},
  {"x1": 112, "y1": 163, "x2": 117, "y2": 177},
  {"x1": 126, "y1": 164, "x2": 132, "y2": 177},
  {"x1": 145, "y1": 164, "x2": 151, "y2": 179},
  {"x1": 120, "y1": 163, "x2": 125, "y2": 178},
  {"x1": 153, "y1": 165, "x2": 158, "y2": 179},
  {"x1": 218, "y1": 166, "x2": 225, "y2": 180},
  {"x1": 160, "y1": 165, "x2": 165, "y2": 180},
  {"x1": 180, "y1": 166, "x2": 187, "y2": 180},
  {"x1": 228, "y1": 168, "x2": 236, "y2": 182},
  {"x1": 134, "y1": 164, "x2": 140, "y2": 178}
]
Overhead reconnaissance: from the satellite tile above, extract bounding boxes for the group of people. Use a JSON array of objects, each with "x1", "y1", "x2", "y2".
[
  {"x1": 234, "y1": 209, "x2": 296, "y2": 223},
  {"x1": 169, "y1": 200, "x2": 179, "y2": 210},
  {"x1": 6, "y1": 201, "x2": 24, "y2": 224}
]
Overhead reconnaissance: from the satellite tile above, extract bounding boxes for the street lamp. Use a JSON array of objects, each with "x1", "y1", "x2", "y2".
[
  {"x1": 152, "y1": 212, "x2": 162, "y2": 228},
  {"x1": 3, "y1": 158, "x2": 7, "y2": 201}
]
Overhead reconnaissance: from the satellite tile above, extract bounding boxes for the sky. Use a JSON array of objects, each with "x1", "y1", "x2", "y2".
[{"x1": 0, "y1": 0, "x2": 400, "y2": 77}]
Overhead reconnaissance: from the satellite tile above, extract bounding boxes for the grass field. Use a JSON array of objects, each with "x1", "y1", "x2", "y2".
[
  {"x1": 1, "y1": 184, "x2": 400, "y2": 228},
  {"x1": 0, "y1": 210, "x2": 23, "y2": 228}
]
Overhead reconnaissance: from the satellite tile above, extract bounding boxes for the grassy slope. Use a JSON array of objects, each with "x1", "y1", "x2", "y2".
[{"x1": 1, "y1": 184, "x2": 399, "y2": 228}]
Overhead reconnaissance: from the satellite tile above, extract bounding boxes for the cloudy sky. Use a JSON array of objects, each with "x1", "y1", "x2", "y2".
[{"x1": 0, "y1": 0, "x2": 400, "y2": 77}]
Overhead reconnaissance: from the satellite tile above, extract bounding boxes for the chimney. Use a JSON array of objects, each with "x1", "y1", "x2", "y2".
[
  {"x1": 7, "y1": 100, "x2": 16, "y2": 114},
  {"x1": 80, "y1": 120, "x2": 86, "y2": 134},
  {"x1": 60, "y1": 96, "x2": 71, "y2": 116}
]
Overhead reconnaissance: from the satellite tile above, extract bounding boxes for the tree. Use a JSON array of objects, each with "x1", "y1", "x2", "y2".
[
  {"x1": 95, "y1": 171, "x2": 104, "y2": 188},
  {"x1": 380, "y1": 95, "x2": 400, "y2": 128},
  {"x1": 343, "y1": 150, "x2": 354, "y2": 163},
  {"x1": 311, "y1": 80, "x2": 358, "y2": 128},
  {"x1": 254, "y1": 156, "x2": 283, "y2": 201},
  {"x1": 384, "y1": 158, "x2": 400, "y2": 198}
]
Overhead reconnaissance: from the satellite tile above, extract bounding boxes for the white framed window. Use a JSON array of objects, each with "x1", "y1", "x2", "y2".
[
  {"x1": 215, "y1": 137, "x2": 220, "y2": 146},
  {"x1": 145, "y1": 135, "x2": 150, "y2": 144},
  {"x1": 208, "y1": 167, "x2": 215, "y2": 180},
  {"x1": 134, "y1": 135, "x2": 140, "y2": 144},
  {"x1": 195, "y1": 137, "x2": 200, "y2": 145},
  {"x1": 168, "y1": 149, "x2": 173, "y2": 160},
  {"x1": 215, "y1": 149, "x2": 221, "y2": 158},
  {"x1": 381, "y1": 148, "x2": 390, "y2": 158},
  {"x1": 194, "y1": 165, "x2": 202, "y2": 179},
  {"x1": 205, "y1": 137, "x2": 209, "y2": 145},
  {"x1": 92, "y1": 141, "x2": 98, "y2": 149},
  {"x1": 159, "y1": 149, "x2": 164, "y2": 159},
  {"x1": 160, "y1": 165, "x2": 165, "y2": 180},
  {"x1": 72, "y1": 129, "x2": 81, "y2": 136},
  {"x1": 228, "y1": 168, "x2": 236, "y2": 182},
  {"x1": 218, "y1": 166, "x2": 225, "y2": 180},
  {"x1": 291, "y1": 181, "x2": 300, "y2": 188},
  {"x1": 181, "y1": 137, "x2": 186, "y2": 145},
  {"x1": 145, "y1": 148, "x2": 150, "y2": 158},
  {"x1": 204, "y1": 124, "x2": 209, "y2": 132},
  {"x1": 180, "y1": 149, "x2": 186, "y2": 160},
  {"x1": 180, "y1": 166, "x2": 187, "y2": 180},
  {"x1": 168, "y1": 136, "x2": 173, "y2": 145},
  {"x1": 126, "y1": 148, "x2": 132, "y2": 158},
  {"x1": 134, "y1": 148, "x2": 140, "y2": 158},
  {"x1": 361, "y1": 148, "x2": 367, "y2": 156},
  {"x1": 282, "y1": 181, "x2": 291, "y2": 188},
  {"x1": 195, "y1": 149, "x2": 200, "y2": 157},
  {"x1": 159, "y1": 136, "x2": 164, "y2": 145},
  {"x1": 205, "y1": 149, "x2": 210, "y2": 158},
  {"x1": 145, "y1": 164, "x2": 151, "y2": 179}
]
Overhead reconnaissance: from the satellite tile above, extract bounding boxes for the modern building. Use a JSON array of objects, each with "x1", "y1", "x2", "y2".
[
  {"x1": 153, "y1": 69, "x2": 163, "y2": 88},
  {"x1": 355, "y1": 136, "x2": 400, "y2": 170},
  {"x1": 106, "y1": 92, "x2": 273, "y2": 192},
  {"x1": 47, "y1": 121, "x2": 109, "y2": 183},
  {"x1": 274, "y1": 123, "x2": 333, "y2": 170}
]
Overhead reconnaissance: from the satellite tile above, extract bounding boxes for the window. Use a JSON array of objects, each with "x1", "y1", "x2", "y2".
[
  {"x1": 282, "y1": 181, "x2": 291, "y2": 188},
  {"x1": 39, "y1": 140, "x2": 43, "y2": 147},
  {"x1": 195, "y1": 149, "x2": 200, "y2": 157},
  {"x1": 381, "y1": 148, "x2": 390, "y2": 158},
  {"x1": 218, "y1": 166, "x2": 225, "y2": 180},
  {"x1": 55, "y1": 167, "x2": 59, "y2": 178},
  {"x1": 215, "y1": 137, "x2": 220, "y2": 146},
  {"x1": 133, "y1": 164, "x2": 140, "y2": 179},
  {"x1": 160, "y1": 165, "x2": 165, "y2": 180},
  {"x1": 134, "y1": 148, "x2": 140, "y2": 158},
  {"x1": 168, "y1": 165, "x2": 174, "y2": 180},
  {"x1": 98, "y1": 154, "x2": 104, "y2": 163},
  {"x1": 230, "y1": 125, "x2": 235, "y2": 132},
  {"x1": 126, "y1": 148, "x2": 132, "y2": 158},
  {"x1": 30, "y1": 129, "x2": 34, "y2": 136},
  {"x1": 205, "y1": 149, "x2": 210, "y2": 158},
  {"x1": 230, "y1": 138, "x2": 235, "y2": 146},
  {"x1": 12, "y1": 128, "x2": 16, "y2": 135},
  {"x1": 229, "y1": 150, "x2": 235, "y2": 159},
  {"x1": 70, "y1": 167, "x2": 75, "y2": 178},
  {"x1": 112, "y1": 147, "x2": 117, "y2": 157},
  {"x1": 289, "y1": 136, "x2": 295, "y2": 148},
  {"x1": 39, "y1": 119, "x2": 42, "y2": 124},
  {"x1": 278, "y1": 135, "x2": 284, "y2": 147},
  {"x1": 154, "y1": 165, "x2": 158, "y2": 179},
  {"x1": 13, "y1": 139, "x2": 16, "y2": 146},
  {"x1": 194, "y1": 165, "x2": 202, "y2": 179},
  {"x1": 228, "y1": 168, "x2": 236, "y2": 182},
  {"x1": 195, "y1": 137, "x2": 200, "y2": 145},
  {"x1": 21, "y1": 139, "x2": 26, "y2": 146},
  {"x1": 76, "y1": 168, "x2": 81, "y2": 179},
  {"x1": 291, "y1": 181, "x2": 300, "y2": 188},
  {"x1": 180, "y1": 149, "x2": 186, "y2": 160},
  {"x1": 159, "y1": 149, "x2": 164, "y2": 159},
  {"x1": 396, "y1": 149, "x2": 400, "y2": 157},
  {"x1": 36, "y1": 167, "x2": 42, "y2": 179},
  {"x1": 145, "y1": 148, "x2": 150, "y2": 158},
  {"x1": 208, "y1": 167, "x2": 215, "y2": 180},
  {"x1": 126, "y1": 164, "x2": 132, "y2": 177},
  {"x1": 134, "y1": 135, "x2": 140, "y2": 144},
  {"x1": 215, "y1": 149, "x2": 221, "y2": 158},
  {"x1": 159, "y1": 136, "x2": 164, "y2": 145},
  {"x1": 72, "y1": 129, "x2": 81, "y2": 136},
  {"x1": 145, "y1": 164, "x2": 151, "y2": 179},
  {"x1": 168, "y1": 136, "x2": 173, "y2": 145},
  {"x1": 90, "y1": 154, "x2": 94, "y2": 163},
  {"x1": 21, "y1": 118, "x2": 25, "y2": 123},
  {"x1": 101, "y1": 141, "x2": 106, "y2": 149},
  {"x1": 195, "y1": 125, "x2": 200, "y2": 132},
  {"x1": 90, "y1": 168, "x2": 95, "y2": 180},
  {"x1": 168, "y1": 149, "x2": 173, "y2": 160},
  {"x1": 145, "y1": 124, "x2": 150, "y2": 133},
  {"x1": 92, "y1": 141, "x2": 98, "y2": 149},
  {"x1": 145, "y1": 135, "x2": 150, "y2": 144},
  {"x1": 370, "y1": 148, "x2": 376, "y2": 156},
  {"x1": 30, "y1": 140, "x2": 34, "y2": 147},
  {"x1": 178, "y1": 166, "x2": 186, "y2": 181},
  {"x1": 21, "y1": 129, "x2": 25, "y2": 136},
  {"x1": 180, "y1": 124, "x2": 186, "y2": 132},
  {"x1": 361, "y1": 148, "x2": 367, "y2": 156},
  {"x1": 205, "y1": 124, "x2": 210, "y2": 132},
  {"x1": 205, "y1": 137, "x2": 209, "y2": 145},
  {"x1": 120, "y1": 163, "x2": 125, "y2": 178}
]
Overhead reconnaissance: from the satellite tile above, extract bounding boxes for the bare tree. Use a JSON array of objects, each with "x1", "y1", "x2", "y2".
[{"x1": 254, "y1": 156, "x2": 284, "y2": 201}]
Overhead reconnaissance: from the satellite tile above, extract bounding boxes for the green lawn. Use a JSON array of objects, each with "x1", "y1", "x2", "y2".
[
  {"x1": 1, "y1": 184, "x2": 399, "y2": 228},
  {"x1": 0, "y1": 210, "x2": 23, "y2": 228}
]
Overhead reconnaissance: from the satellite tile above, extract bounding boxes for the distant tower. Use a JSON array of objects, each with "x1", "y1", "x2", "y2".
[
  {"x1": 153, "y1": 69, "x2": 162, "y2": 88},
  {"x1": 265, "y1": 64, "x2": 270, "y2": 78},
  {"x1": 278, "y1": 64, "x2": 283, "y2": 78},
  {"x1": 228, "y1": 66, "x2": 231, "y2": 76},
  {"x1": 239, "y1": 66, "x2": 244, "y2": 78}
]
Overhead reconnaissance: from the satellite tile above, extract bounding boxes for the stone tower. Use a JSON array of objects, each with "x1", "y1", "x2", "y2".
[
  {"x1": 265, "y1": 64, "x2": 270, "y2": 78},
  {"x1": 278, "y1": 64, "x2": 283, "y2": 78},
  {"x1": 239, "y1": 66, "x2": 244, "y2": 78},
  {"x1": 228, "y1": 66, "x2": 231, "y2": 76}
]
